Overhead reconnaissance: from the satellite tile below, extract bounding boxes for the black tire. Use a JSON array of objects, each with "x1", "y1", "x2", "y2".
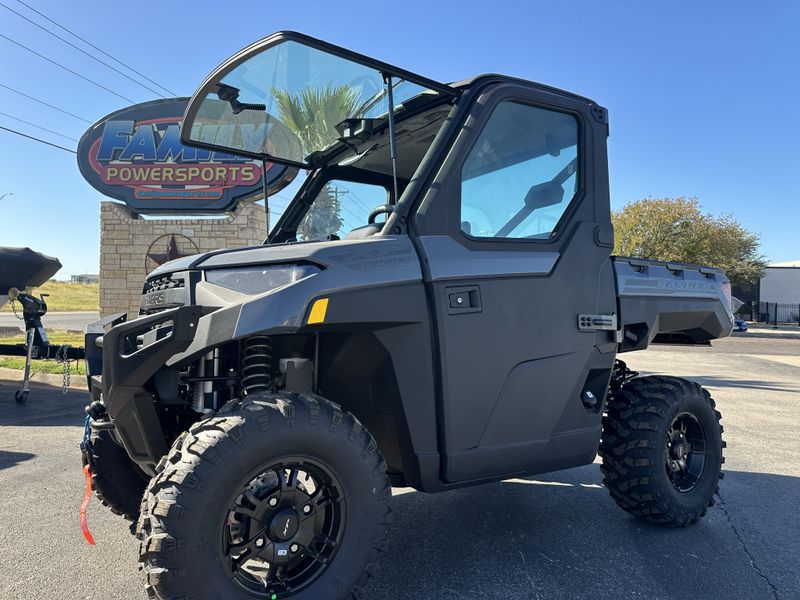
[
  {"x1": 136, "y1": 393, "x2": 390, "y2": 600},
  {"x1": 82, "y1": 429, "x2": 149, "y2": 521},
  {"x1": 600, "y1": 375, "x2": 725, "y2": 526}
]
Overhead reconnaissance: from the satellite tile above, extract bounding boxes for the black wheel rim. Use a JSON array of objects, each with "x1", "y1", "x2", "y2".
[
  {"x1": 221, "y1": 458, "x2": 346, "y2": 598},
  {"x1": 665, "y1": 412, "x2": 707, "y2": 492}
]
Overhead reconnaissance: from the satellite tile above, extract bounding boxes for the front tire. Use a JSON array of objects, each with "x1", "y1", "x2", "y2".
[
  {"x1": 600, "y1": 376, "x2": 725, "y2": 526},
  {"x1": 136, "y1": 393, "x2": 390, "y2": 600},
  {"x1": 82, "y1": 429, "x2": 148, "y2": 521}
]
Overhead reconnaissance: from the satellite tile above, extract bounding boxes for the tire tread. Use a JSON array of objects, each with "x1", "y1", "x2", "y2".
[
  {"x1": 599, "y1": 375, "x2": 724, "y2": 527},
  {"x1": 136, "y1": 393, "x2": 389, "y2": 600}
]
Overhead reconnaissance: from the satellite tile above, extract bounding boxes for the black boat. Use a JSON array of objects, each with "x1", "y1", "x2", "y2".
[{"x1": 0, "y1": 247, "x2": 62, "y2": 307}]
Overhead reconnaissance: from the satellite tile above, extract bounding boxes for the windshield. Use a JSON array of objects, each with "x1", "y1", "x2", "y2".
[
  {"x1": 183, "y1": 39, "x2": 446, "y2": 166},
  {"x1": 296, "y1": 179, "x2": 388, "y2": 241}
]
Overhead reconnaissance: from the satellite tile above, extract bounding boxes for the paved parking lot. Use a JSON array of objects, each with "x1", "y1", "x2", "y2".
[
  {"x1": 0, "y1": 310, "x2": 99, "y2": 333},
  {"x1": 0, "y1": 334, "x2": 797, "y2": 599}
]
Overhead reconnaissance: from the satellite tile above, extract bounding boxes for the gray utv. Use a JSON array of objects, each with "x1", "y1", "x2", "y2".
[{"x1": 82, "y1": 32, "x2": 732, "y2": 600}]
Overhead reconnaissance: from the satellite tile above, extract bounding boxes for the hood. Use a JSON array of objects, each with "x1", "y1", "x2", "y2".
[{"x1": 148, "y1": 236, "x2": 418, "y2": 278}]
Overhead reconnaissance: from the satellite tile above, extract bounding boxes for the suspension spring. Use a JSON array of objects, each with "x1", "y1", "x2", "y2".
[{"x1": 241, "y1": 336, "x2": 273, "y2": 396}]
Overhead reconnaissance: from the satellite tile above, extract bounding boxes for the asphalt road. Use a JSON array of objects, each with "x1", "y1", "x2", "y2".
[
  {"x1": 0, "y1": 334, "x2": 797, "y2": 599},
  {"x1": 0, "y1": 311, "x2": 99, "y2": 333}
]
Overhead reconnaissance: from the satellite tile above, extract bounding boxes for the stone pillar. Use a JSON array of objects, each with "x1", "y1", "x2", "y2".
[{"x1": 99, "y1": 201, "x2": 267, "y2": 317}]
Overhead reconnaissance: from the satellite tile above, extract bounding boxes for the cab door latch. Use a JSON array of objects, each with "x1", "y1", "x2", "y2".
[
  {"x1": 447, "y1": 286, "x2": 482, "y2": 315},
  {"x1": 578, "y1": 313, "x2": 617, "y2": 331}
]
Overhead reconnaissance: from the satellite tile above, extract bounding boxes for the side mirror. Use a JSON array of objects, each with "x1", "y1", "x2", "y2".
[{"x1": 524, "y1": 181, "x2": 564, "y2": 212}]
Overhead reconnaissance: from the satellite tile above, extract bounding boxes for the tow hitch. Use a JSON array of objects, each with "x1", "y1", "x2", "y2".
[{"x1": 79, "y1": 416, "x2": 96, "y2": 545}]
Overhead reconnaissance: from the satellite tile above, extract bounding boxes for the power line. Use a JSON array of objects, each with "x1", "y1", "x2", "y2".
[
  {"x1": 0, "y1": 82, "x2": 92, "y2": 123},
  {"x1": 13, "y1": 0, "x2": 177, "y2": 97},
  {"x1": 0, "y1": 125, "x2": 76, "y2": 153},
  {"x1": 0, "y1": 110, "x2": 78, "y2": 140},
  {"x1": 0, "y1": 1, "x2": 166, "y2": 98},
  {"x1": 0, "y1": 33, "x2": 135, "y2": 103}
]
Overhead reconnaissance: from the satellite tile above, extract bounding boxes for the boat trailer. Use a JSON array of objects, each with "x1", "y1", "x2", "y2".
[
  {"x1": 0, "y1": 289, "x2": 85, "y2": 403},
  {"x1": 1, "y1": 247, "x2": 84, "y2": 403}
]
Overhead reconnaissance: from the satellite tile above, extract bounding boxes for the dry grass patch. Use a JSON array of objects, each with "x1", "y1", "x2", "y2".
[{"x1": 1, "y1": 280, "x2": 99, "y2": 312}]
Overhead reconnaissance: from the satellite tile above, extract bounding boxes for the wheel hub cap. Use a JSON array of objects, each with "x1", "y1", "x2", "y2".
[
  {"x1": 665, "y1": 412, "x2": 707, "y2": 492},
  {"x1": 269, "y1": 510, "x2": 299, "y2": 542},
  {"x1": 222, "y1": 460, "x2": 346, "y2": 598}
]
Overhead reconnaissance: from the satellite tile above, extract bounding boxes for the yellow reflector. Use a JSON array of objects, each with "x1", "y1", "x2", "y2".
[{"x1": 308, "y1": 298, "x2": 329, "y2": 324}]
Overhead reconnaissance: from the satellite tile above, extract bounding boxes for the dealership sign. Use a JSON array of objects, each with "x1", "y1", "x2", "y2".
[{"x1": 77, "y1": 98, "x2": 297, "y2": 214}]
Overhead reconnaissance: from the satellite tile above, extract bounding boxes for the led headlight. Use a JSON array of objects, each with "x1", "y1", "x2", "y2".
[{"x1": 204, "y1": 264, "x2": 320, "y2": 295}]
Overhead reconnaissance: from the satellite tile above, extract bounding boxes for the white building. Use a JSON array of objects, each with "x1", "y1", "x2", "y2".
[{"x1": 760, "y1": 260, "x2": 800, "y2": 304}]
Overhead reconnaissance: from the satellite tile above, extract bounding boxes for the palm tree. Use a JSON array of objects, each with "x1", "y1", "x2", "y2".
[
  {"x1": 273, "y1": 83, "x2": 360, "y2": 154},
  {"x1": 273, "y1": 84, "x2": 360, "y2": 240}
]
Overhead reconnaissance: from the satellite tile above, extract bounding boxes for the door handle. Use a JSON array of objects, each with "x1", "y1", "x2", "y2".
[{"x1": 446, "y1": 285, "x2": 482, "y2": 315}]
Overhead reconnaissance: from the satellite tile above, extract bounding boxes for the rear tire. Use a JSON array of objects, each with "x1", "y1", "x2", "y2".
[
  {"x1": 136, "y1": 393, "x2": 390, "y2": 600},
  {"x1": 82, "y1": 429, "x2": 148, "y2": 521},
  {"x1": 600, "y1": 375, "x2": 724, "y2": 526}
]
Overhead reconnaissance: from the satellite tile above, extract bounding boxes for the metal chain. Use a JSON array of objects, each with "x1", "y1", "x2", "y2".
[
  {"x1": 10, "y1": 298, "x2": 23, "y2": 320},
  {"x1": 55, "y1": 344, "x2": 71, "y2": 395}
]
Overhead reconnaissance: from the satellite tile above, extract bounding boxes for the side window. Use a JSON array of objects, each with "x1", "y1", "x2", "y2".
[
  {"x1": 460, "y1": 101, "x2": 579, "y2": 240},
  {"x1": 297, "y1": 180, "x2": 387, "y2": 240}
]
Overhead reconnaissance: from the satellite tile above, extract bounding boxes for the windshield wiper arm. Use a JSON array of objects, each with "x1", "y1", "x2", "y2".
[
  {"x1": 216, "y1": 83, "x2": 266, "y2": 114},
  {"x1": 352, "y1": 78, "x2": 407, "y2": 118}
]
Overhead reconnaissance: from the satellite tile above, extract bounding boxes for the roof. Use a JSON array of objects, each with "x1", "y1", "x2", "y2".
[
  {"x1": 451, "y1": 74, "x2": 598, "y2": 106},
  {"x1": 768, "y1": 260, "x2": 800, "y2": 268}
]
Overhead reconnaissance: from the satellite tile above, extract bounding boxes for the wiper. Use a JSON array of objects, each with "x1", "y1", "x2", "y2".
[
  {"x1": 216, "y1": 83, "x2": 266, "y2": 114},
  {"x1": 352, "y1": 78, "x2": 408, "y2": 118}
]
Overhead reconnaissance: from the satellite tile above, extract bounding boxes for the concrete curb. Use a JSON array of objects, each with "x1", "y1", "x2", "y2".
[
  {"x1": 732, "y1": 330, "x2": 800, "y2": 341},
  {"x1": 0, "y1": 366, "x2": 87, "y2": 390}
]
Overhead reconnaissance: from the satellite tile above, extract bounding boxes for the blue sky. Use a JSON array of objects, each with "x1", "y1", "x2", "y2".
[{"x1": 0, "y1": 0, "x2": 797, "y2": 276}]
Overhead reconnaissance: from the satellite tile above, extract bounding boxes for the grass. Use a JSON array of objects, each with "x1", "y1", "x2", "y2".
[
  {"x1": 0, "y1": 329, "x2": 84, "y2": 345},
  {"x1": 1, "y1": 280, "x2": 99, "y2": 312},
  {"x1": 0, "y1": 357, "x2": 84, "y2": 375},
  {"x1": 0, "y1": 329, "x2": 86, "y2": 375}
]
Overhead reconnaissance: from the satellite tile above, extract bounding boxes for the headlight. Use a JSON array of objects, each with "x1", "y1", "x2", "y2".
[{"x1": 204, "y1": 264, "x2": 320, "y2": 294}]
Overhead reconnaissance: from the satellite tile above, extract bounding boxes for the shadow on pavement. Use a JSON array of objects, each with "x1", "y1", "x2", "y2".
[
  {"x1": 688, "y1": 375, "x2": 799, "y2": 394},
  {"x1": 0, "y1": 379, "x2": 87, "y2": 427},
  {"x1": 362, "y1": 468, "x2": 798, "y2": 600},
  {"x1": 0, "y1": 450, "x2": 35, "y2": 471}
]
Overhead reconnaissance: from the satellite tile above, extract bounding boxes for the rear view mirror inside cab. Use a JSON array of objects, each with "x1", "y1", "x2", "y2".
[{"x1": 525, "y1": 181, "x2": 565, "y2": 211}]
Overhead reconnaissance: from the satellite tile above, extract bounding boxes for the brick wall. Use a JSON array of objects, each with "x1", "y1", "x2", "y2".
[{"x1": 99, "y1": 201, "x2": 267, "y2": 317}]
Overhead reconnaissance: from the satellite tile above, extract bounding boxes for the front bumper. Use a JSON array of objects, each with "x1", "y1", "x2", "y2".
[{"x1": 85, "y1": 306, "x2": 203, "y2": 474}]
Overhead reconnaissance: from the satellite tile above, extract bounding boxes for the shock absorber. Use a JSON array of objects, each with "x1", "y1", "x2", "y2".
[
  {"x1": 192, "y1": 349, "x2": 220, "y2": 412},
  {"x1": 241, "y1": 336, "x2": 272, "y2": 396}
]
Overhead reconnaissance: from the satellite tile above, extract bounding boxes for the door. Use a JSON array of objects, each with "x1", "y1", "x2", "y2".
[{"x1": 414, "y1": 83, "x2": 618, "y2": 483}]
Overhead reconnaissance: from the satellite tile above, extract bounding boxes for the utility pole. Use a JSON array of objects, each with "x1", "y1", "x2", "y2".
[
  {"x1": 328, "y1": 186, "x2": 350, "y2": 200},
  {"x1": 329, "y1": 186, "x2": 349, "y2": 201}
]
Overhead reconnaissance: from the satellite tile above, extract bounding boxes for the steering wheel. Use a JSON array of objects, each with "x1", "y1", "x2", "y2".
[{"x1": 368, "y1": 204, "x2": 394, "y2": 224}]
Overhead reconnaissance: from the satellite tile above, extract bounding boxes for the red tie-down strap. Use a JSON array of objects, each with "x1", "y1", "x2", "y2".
[{"x1": 81, "y1": 464, "x2": 96, "y2": 545}]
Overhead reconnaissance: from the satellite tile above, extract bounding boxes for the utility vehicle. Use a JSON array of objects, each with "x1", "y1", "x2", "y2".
[{"x1": 82, "y1": 32, "x2": 732, "y2": 600}]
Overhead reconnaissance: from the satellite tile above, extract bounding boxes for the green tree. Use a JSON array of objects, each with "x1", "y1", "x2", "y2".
[
  {"x1": 273, "y1": 84, "x2": 361, "y2": 240},
  {"x1": 612, "y1": 197, "x2": 766, "y2": 285}
]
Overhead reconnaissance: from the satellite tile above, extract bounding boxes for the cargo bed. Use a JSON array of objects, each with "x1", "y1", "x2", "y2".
[{"x1": 613, "y1": 256, "x2": 734, "y2": 352}]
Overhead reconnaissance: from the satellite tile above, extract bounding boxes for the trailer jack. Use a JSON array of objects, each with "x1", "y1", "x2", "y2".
[{"x1": 0, "y1": 289, "x2": 84, "y2": 403}]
